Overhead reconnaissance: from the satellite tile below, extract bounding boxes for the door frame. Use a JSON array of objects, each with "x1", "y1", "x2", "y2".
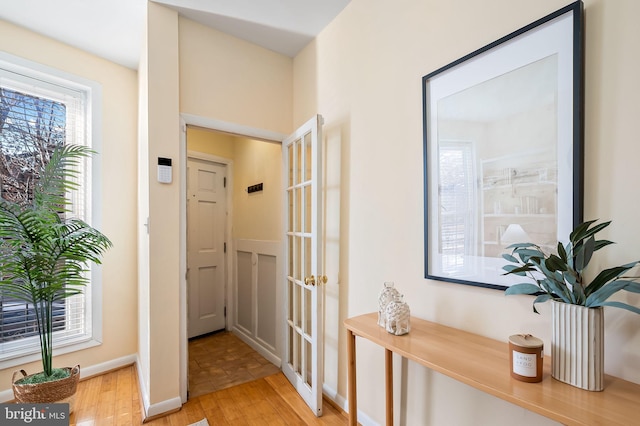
[{"x1": 179, "y1": 113, "x2": 287, "y2": 403}]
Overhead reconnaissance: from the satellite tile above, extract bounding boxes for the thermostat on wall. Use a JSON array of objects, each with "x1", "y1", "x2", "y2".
[{"x1": 157, "y1": 157, "x2": 172, "y2": 184}]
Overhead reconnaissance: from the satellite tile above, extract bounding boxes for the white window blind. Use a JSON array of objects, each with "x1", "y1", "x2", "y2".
[
  {"x1": 438, "y1": 141, "x2": 478, "y2": 274},
  {"x1": 0, "y1": 56, "x2": 96, "y2": 363}
]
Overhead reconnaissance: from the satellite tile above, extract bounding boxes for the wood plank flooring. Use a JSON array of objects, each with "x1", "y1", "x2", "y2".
[
  {"x1": 70, "y1": 364, "x2": 141, "y2": 425},
  {"x1": 69, "y1": 331, "x2": 348, "y2": 425},
  {"x1": 188, "y1": 331, "x2": 280, "y2": 398}
]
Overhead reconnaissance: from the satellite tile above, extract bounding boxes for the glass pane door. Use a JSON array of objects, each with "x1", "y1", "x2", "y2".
[{"x1": 282, "y1": 115, "x2": 323, "y2": 416}]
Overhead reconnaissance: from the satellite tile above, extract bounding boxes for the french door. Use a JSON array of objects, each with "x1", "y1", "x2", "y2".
[{"x1": 282, "y1": 115, "x2": 325, "y2": 416}]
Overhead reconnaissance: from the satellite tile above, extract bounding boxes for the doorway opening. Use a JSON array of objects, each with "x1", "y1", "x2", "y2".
[{"x1": 184, "y1": 123, "x2": 285, "y2": 399}]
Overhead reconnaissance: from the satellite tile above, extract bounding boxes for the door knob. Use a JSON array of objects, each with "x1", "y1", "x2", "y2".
[{"x1": 304, "y1": 275, "x2": 328, "y2": 286}]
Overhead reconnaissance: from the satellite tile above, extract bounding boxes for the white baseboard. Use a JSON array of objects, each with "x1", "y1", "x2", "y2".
[
  {"x1": 322, "y1": 382, "x2": 346, "y2": 409},
  {"x1": 0, "y1": 386, "x2": 13, "y2": 402},
  {"x1": 136, "y1": 355, "x2": 150, "y2": 417},
  {"x1": 0, "y1": 354, "x2": 137, "y2": 403},
  {"x1": 79, "y1": 354, "x2": 137, "y2": 379},
  {"x1": 232, "y1": 326, "x2": 281, "y2": 367},
  {"x1": 354, "y1": 409, "x2": 379, "y2": 426},
  {"x1": 322, "y1": 383, "x2": 378, "y2": 426},
  {"x1": 135, "y1": 354, "x2": 182, "y2": 419},
  {"x1": 145, "y1": 396, "x2": 182, "y2": 418}
]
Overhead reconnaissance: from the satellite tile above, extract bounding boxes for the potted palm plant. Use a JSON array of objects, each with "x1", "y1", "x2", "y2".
[
  {"x1": 502, "y1": 219, "x2": 640, "y2": 390},
  {"x1": 0, "y1": 145, "x2": 111, "y2": 406}
]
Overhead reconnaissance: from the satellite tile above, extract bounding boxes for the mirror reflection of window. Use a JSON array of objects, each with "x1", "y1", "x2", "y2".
[
  {"x1": 437, "y1": 54, "x2": 559, "y2": 269},
  {"x1": 438, "y1": 141, "x2": 478, "y2": 274}
]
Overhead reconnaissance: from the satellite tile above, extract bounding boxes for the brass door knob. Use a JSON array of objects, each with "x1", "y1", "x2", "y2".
[{"x1": 304, "y1": 275, "x2": 328, "y2": 286}]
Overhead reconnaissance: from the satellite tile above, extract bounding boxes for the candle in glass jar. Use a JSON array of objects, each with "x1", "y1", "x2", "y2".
[{"x1": 509, "y1": 334, "x2": 543, "y2": 383}]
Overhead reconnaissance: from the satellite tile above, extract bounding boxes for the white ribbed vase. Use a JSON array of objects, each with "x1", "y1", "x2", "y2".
[{"x1": 551, "y1": 300, "x2": 604, "y2": 391}]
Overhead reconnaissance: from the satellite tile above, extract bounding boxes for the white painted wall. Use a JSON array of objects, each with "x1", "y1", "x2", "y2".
[
  {"x1": 142, "y1": 1, "x2": 182, "y2": 415},
  {"x1": 137, "y1": 9, "x2": 151, "y2": 407},
  {"x1": 0, "y1": 19, "x2": 138, "y2": 393},
  {"x1": 3, "y1": 1, "x2": 637, "y2": 424},
  {"x1": 294, "y1": 0, "x2": 640, "y2": 424},
  {"x1": 178, "y1": 17, "x2": 293, "y2": 135}
]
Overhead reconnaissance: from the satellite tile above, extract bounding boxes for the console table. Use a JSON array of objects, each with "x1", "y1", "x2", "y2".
[{"x1": 345, "y1": 313, "x2": 640, "y2": 425}]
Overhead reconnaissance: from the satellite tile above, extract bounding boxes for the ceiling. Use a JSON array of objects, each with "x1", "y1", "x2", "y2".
[{"x1": 0, "y1": 0, "x2": 351, "y2": 70}]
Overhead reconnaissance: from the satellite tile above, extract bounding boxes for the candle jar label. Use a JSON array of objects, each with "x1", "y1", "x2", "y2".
[{"x1": 512, "y1": 351, "x2": 537, "y2": 377}]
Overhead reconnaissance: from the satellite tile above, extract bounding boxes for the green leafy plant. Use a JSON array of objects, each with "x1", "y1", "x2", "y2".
[
  {"x1": 0, "y1": 145, "x2": 112, "y2": 381},
  {"x1": 502, "y1": 220, "x2": 640, "y2": 314}
]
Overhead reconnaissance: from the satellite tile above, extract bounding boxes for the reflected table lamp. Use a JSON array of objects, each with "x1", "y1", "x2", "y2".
[{"x1": 501, "y1": 224, "x2": 531, "y2": 245}]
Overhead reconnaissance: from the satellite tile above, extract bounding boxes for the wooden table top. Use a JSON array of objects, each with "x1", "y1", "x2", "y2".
[{"x1": 345, "y1": 313, "x2": 640, "y2": 425}]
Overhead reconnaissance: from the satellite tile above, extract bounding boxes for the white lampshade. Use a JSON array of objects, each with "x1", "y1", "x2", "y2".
[{"x1": 501, "y1": 224, "x2": 531, "y2": 244}]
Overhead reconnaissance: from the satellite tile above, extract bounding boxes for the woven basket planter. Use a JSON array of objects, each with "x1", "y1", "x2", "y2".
[
  {"x1": 551, "y1": 301, "x2": 604, "y2": 391},
  {"x1": 12, "y1": 365, "x2": 80, "y2": 412}
]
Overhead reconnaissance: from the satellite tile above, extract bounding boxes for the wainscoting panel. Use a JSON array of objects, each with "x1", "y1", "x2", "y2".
[
  {"x1": 257, "y1": 253, "x2": 277, "y2": 347},
  {"x1": 236, "y1": 250, "x2": 253, "y2": 331},
  {"x1": 233, "y1": 240, "x2": 282, "y2": 365}
]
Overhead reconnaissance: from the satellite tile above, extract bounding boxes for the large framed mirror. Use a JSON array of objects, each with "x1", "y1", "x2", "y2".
[{"x1": 422, "y1": 1, "x2": 584, "y2": 289}]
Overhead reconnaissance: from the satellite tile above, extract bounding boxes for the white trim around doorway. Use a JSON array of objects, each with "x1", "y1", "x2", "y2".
[{"x1": 178, "y1": 113, "x2": 287, "y2": 403}]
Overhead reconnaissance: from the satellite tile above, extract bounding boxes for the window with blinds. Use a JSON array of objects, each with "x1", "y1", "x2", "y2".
[
  {"x1": 0, "y1": 56, "x2": 95, "y2": 362},
  {"x1": 438, "y1": 141, "x2": 478, "y2": 274}
]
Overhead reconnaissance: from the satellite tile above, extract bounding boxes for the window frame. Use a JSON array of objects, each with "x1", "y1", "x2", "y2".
[{"x1": 0, "y1": 51, "x2": 103, "y2": 369}]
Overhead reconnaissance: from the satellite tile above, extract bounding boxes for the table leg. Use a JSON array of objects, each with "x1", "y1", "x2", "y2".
[
  {"x1": 347, "y1": 329, "x2": 357, "y2": 426},
  {"x1": 385, "y1": 349, "x2": 393, "y2": 425}
]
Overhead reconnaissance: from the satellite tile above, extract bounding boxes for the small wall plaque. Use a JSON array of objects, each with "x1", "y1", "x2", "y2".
[{"x1": 247, "y1": 183, "x2": 263, "y2": 193}]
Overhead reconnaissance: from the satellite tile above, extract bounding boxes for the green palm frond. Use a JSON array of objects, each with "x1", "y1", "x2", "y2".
[
  {"x1": 0, "y1": 145, "x2": 111, "y2": 377},
  {"x1": 34, "y1": 145, "x2": 94, "y2": 213}
]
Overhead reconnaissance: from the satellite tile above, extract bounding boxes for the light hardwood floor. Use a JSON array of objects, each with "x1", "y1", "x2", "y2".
[
  {"x1": 69, "y1": 332, "x2": 348, "y2": 425},
  {"x1": 70, "y1": 367, "x2": 348, "y2": 425}
]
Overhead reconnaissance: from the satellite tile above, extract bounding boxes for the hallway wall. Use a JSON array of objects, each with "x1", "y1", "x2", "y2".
[
  {"x1": 0, "y1": 19, "x2": 138, "y2": 395},
  {"x1": 294, "y1": 0, "x2": 640, "y2": 424},
  {"x1": 186, "y1": 127, "x2": 282, "y2": 242}
]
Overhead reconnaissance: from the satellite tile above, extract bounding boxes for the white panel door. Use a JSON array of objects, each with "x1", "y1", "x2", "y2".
[
  {"x1": 187, "y1": 158, "x2": 227, "y2": 338},
  {"x1": 282, "y1": 115, "x2": 325, "y2": 416}
]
